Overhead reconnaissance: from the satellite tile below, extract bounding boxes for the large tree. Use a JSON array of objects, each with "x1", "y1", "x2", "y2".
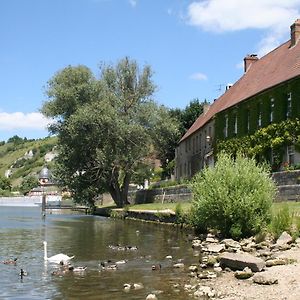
[{"x1": 42, "y1": 57, "x2": 178, "y2": 207}]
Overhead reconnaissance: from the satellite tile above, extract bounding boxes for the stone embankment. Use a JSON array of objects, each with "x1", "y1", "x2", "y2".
[{"x1": 184, "y1": 231, "x2": 300, "y2": 299}]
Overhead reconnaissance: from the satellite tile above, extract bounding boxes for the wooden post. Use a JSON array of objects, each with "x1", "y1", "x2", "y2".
[{"x1": 42, "y1": 194, "x2": 46, "y2": 213}]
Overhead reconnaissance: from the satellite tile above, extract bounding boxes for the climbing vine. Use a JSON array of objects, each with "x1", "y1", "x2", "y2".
[{"x1": 216, "y1": 118, "x2": 300, "y2": 170}]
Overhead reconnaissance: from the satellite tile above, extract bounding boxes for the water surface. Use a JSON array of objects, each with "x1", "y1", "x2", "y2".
[{"x1": 0, "y1": 206, "x2": 197, "y2": 299}]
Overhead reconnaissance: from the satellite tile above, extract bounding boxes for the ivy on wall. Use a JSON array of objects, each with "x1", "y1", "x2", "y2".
[{"x1": 216, "y1": 118, "x2": 300, "y2": 169}]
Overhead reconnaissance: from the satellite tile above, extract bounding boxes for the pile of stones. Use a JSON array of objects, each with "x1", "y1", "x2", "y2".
[{"x1": 184, "y1": 231, "x2": 300, "y2": 298}]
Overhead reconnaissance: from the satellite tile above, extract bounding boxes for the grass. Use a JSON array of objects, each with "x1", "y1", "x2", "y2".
[
  {"x1": 96, "y1": 201, "x2": 192, "y2": 213},
  {"x1": 98, "y1": 201, "x2": 300, "y2": 215}
]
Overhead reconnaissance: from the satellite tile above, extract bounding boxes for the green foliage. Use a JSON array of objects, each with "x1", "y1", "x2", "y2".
[
  {"x1": 0, "y1": 176, "x2": 11, "y2": 191},
  {"x1": 19, "y1": 175, "x2": 39, "y2": 195},
  {"x1": 269, "y1": 204, "x2": 293, "y2": 239},
  {"x1": 7, "y1": 135, "x2": 26, "y2": 145},
  {"x1": 217, "y1": 118, "x2": 300, "y2": 170},
  {"x1": 0, "y1": 136, "x2": 57, "y2": 189},
  {"x1": 190, "y1": 152, "x2": 276, "y2": 239},
  {"x1": 42, "y1": 57, "x2": 178, "y2": 208},
  {"x1": 175, "y1": 203, "x2": 188, "y2": 225}
]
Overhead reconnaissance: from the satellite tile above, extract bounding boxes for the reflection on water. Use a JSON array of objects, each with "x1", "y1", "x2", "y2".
[{"x1": 0, "y1": 206, "x2": 197, "y2": 299}]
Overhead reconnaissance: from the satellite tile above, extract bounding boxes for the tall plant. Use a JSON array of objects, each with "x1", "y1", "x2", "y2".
[{"x1": 190, "y1": 152, "x2": 276, "y2": 239}]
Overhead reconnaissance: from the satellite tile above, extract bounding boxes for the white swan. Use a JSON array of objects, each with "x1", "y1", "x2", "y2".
[{"x1": 43, "y1": 241, "x2": 74, "y2": 264}]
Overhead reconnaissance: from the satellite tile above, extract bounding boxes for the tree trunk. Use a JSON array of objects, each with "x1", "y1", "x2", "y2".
[{"x1": 108, "y1": 171, "x2": 130, "y2": 208}]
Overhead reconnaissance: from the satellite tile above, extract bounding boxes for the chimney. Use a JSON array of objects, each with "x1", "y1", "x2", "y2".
[
  {"x1": 243, "y1": 54, "x2": 258, "y2": 73},
  {"x1": 290, "y1": 19, "x2": 300, "y2": 47}
]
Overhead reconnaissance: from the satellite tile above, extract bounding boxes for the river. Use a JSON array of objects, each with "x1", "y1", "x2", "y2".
[{"x1": 0, "y1": 206, "x2": 197, "y2": 299}]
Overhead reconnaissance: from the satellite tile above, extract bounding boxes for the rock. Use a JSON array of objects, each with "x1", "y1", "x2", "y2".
[
  {"x1": 252, "y1": 273, "x2": 278, "y2": 285},
  {"x1": 206, "y1": 237, "x2": 219, "y2": 243},
  {"x1": 234, "y1": 267, "x2": 253, "y2": 279},
  {"x1": 219, "y1": 252, "x2": 266, "y2": 272},
  {"x1": 214, "y1": 266, "x2": 223, "y2": 273},
  {"x1": 146, "y1": 294, "x2": 158, "y2": 300},
  {"x1": 165, "y1": 255, "x2": 172, "y2": 259},
  {"x1": 189, "y1": 265, "x2": 198, "y2": 272},
  {"x1": 222, "y1": 239, "x2": 241, "y2": 250},
  {"x1": 266, "y1": 258, "x2": 287, "y2": 267},
  {"x1": 194, "y1": 286, "x2": 216, "y2": 298},
  {"x1": 173, "y1": 263, "x2": 185, "y2": 268},
  {"x1": 198, "y1": 271, "x2": 216, "y2": 279},
  {"x1": 276, "y1": 231, "x2": 293, "y2": 246},
  {"x1": 206, "y1": 243, "x2": 226, "y2": 253},
  {"x1": 192, "y1": 239, "x2": 202, "y2": 249}
]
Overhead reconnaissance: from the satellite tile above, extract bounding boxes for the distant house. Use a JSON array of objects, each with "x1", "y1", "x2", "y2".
[{"x1": 175, "y1": 19, "x2": 300, "y2": 180}]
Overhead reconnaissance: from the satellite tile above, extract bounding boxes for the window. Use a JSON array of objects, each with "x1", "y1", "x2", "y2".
[
  {"x1": 287, "y1": 92, "x2": 292, "y2": 118},
  {"x1": 199, "y1": 134, "x2": 202, "y2": 152},
  {"x1": 224, "y1": 115, "x2": 228, "y2": 138},
  {"x1": 246, "y1": 109, "x2": 250, "y2": 133},
  {"x1": 192, "y1": 137, "x2": 195, "y2": 154},
  {"x1": 287, "y1": 145, "x2": 295, "y2": 165},
  {"x1": 233, "y1": 114, "x2": 238, "y2": 135},
  {"x1": 270, "y1": 98, "x2": 274, "y2": 123},
  {"x1": 257, "y1": 103, "x2": 262, "y2": 128}
]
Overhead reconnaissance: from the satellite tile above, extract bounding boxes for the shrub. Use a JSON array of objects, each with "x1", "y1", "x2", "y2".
[{"x1": 190, "y1": 152, "x2": 276, "y2": 239}]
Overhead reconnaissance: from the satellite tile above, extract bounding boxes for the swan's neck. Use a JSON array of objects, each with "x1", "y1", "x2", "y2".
[{"x1": 44, "y1": 243, "x2": 48, "y2": 260}]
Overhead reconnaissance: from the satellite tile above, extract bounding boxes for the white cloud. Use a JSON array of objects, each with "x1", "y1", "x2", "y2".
[
  {"x1": 187, "y1": 0, "x2": 300, "y2": 55},
  {"x1": 0, "y1": 112, "x2": 53, "y2": 130},
  {"x1": 129, "y1": 0, "x2": 137, "y2": 7},
  {"x1": 190, "y1": 72, "x2": 208, "y2": 81}
]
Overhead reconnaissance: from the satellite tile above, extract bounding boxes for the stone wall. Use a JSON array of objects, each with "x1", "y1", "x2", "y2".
[
  {"x1": 272, "y1": 170, "x2": 300, "y2": 201},
  {"x1": 128, "y1": 170, "x2": 300, "y2": 204},
  {"x1": 272, "y1": 170, "x2": 300, "y2": 185},
  {"x1": 128, "y1": 185, "x2": 192, "y2": 204}
]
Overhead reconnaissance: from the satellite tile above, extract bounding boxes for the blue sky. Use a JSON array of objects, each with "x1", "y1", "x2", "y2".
[{"x1": 0, "y1": 0, "x2": 299, "y2": 141}]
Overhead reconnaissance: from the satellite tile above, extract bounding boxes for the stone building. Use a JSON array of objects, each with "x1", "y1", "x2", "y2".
[{"x1": 175, "y1": 19, "x2": 300, "y2": 180}]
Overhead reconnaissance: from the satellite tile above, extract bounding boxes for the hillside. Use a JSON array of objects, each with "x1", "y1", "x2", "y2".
[{"x1": 0, "y1": 136, "x2": 58, "y2": 188}]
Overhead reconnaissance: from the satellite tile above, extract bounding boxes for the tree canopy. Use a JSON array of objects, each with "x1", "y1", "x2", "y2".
[{"x1": 42, "y1": 57, "x2": 179, "y2": 207}]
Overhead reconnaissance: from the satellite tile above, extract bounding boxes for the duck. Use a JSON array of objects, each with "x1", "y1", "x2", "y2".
[
  {"x1": 115, "y1": 259, "x2": 127, "y2": 265},
  {"x1": 99, "y1": 261, "x2": 118, "y2": 271},
  {"x1": 19, "y1": 268, "x2": 28, "y2": 279},
  {"x1": 43, "y1": 241, "x2": 74, "y2": 264},
  {"x1": 3, "y1": 258, "x2": 17, "y2": 265},
  {"x1": 151, "y1": 264, "x2": 161, "y2": 271},
  {"x1": 70, "y1": 266, "x2": 87, "y2": 273}
]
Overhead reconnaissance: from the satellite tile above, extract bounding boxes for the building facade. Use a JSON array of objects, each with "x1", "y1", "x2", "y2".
[{"x1": 175, "y1": 20, "x2": 300, "y2": 180}]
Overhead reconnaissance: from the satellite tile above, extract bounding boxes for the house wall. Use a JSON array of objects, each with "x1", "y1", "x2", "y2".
[
  {"x1": 215, "y1": 76, "x2": 300, "y2": 140},
  {"x1": 175, "y1": 119, "x2": 214, "y2": 180},
  {"x1": 215, "y1": 76, "x2": 300, "y2": 167}
]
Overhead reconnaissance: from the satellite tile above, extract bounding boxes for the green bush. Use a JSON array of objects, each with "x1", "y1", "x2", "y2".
[
  {"x1": 190, "y1": 152, "x2": 276, "y2": 239},
  {"x1": 269, "y1": 204, "x2": 293, "y2": 239}
]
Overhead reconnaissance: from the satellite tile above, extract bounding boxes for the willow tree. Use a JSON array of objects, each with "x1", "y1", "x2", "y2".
[{"x1": 42, "y1": 57, "x2": 178, "y2": 207}]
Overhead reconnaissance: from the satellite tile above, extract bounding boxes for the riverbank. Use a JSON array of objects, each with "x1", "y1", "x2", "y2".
[
  {"x1": 95, "y1": 205, "x2": 300, "y2": 299},
  {"x1": 193, "y1": 242, "x2": 300, "y2": 300}
]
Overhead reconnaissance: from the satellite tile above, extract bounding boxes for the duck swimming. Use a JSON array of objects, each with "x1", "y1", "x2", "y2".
[{"x1": 3, "y1": 258, "x2": 17, "y2": 265}]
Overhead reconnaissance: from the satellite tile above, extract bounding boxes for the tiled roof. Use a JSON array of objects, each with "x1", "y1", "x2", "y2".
[{"x1": 180, "y1": 37, "x2": 300, "y2": 142}]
